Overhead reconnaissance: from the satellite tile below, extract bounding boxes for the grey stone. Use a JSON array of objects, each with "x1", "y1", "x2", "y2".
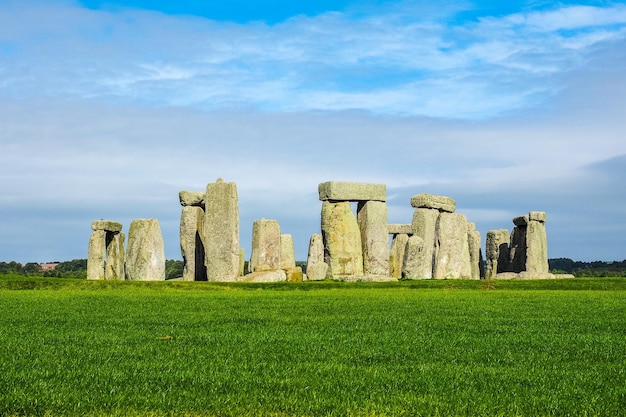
[
  {"x1": 389, "y1": 233, "x2": 409, "y2": 279},
  {"x1": 410, "y1": 208, "x2": 439, "y2": 279},
  {"x1": 249, "y1": 219, "x2": 281, "y2": 273},
  {"x1": 306, "y1": 262, "x2": 329, "y2": 281},
  {"x1": 529, "y1": 211, "x2": 546, "y2": 223},
  {"x1": 280, "y1": 234, "x2": 296, "y2": 270},
  {"x1": 433, "y1": 213, "x2": 472, "y2": 279},
  {"x1": 307, "y1": 234, "x2": 325, "y2": 264},
  {"x1": 525, "y1": 218, "x2": 549, "y2": 274},
  {"x1": 410, "y1": 194, "x2": 456, "y2": 213},
  {"x1": 91, "y1": 220, "x2": 122, "y2": 232},
  {"x1": 105, "y1": 231, "x2": 125, "y2": 280},
  {"x1": 239, "y1": 248, "x2": 245, "y2": 276},
  {"x1": 240, "y1": 269, "x2": 287, "y2": 283},
  {"x1": 485, "y1": 229, "x2": 510, "y2": 279},
  {"x1": 87, "y1": 229, "x2": 106, "y2": 280},
  {"x1": 180, "y1": 206, "x2": 206, "y2": 281},
  {"x1": 402, "y1": 235, "x2": 430, "y2": 279},
  {"x1": 467, "y1": 223, "x2": 483, "y2": 279},
  {"x1": 357, "y1": 200, "x2": 389, "y2": 276},
  {"x1": 204, "y1": 179, "x2": 240, "y2": 282},
  {"x1": 125, "y1": 218, "x2": 165, "y2": 281},
  {"x1": 179, "y1": 191, "x2": 205, "y2": 207},
  {"x1": 508, "y1": 224, "x2": 527, "y2": 273},
  {"x1": 388, "y1": 224, "x2": 413, "y2": 235},
  {"x1": 318, "y1": 181, "x2": 386, "y2": 202},
  {"x1": 321, "y1": 201, "x2": 364, "y2": 278}
]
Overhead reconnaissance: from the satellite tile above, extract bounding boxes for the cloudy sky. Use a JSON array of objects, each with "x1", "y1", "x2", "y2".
[{"x1": 1, "y1": 0, "x2": 625, "y2": 264}]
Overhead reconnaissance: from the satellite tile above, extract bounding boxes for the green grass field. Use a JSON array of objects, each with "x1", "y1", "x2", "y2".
[{"x1": 1, "y1": 276, "x2": 625, "y2": 416}]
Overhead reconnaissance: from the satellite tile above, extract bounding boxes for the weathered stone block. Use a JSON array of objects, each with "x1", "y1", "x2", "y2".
[
  {"x1": 467, "y1": 223, "x2": 482, "y2": 279},
  {"x1": 389, "y1": 233, "x2": 409, "y2": 279},
  {"x1": 125, "y1": 218, "x2": 165, "y2": 281},
  {"x1": 241, "y1": 269, "x2": 287, "y2": 283},
  {"x1": 486, "y1": 229, "x2": 510, "y2": 279},
  {"x1": 388, "y1": 224, "x2": 413, "y2": 235},
  {"x1": 318, "y1": 182, "x2": 386, "y2": 202},
  {"x1": 525, "y1": 219, "x2": 549, "y2": 274},
  {"x1": 105, "y1": 231, "x2": 125, "y2": 280},
  {"x1": 284, "y1": 266, "x2": 303, "y2": 283},
  {"x1": 307, "y1": 234, "x2": 324, "y2": 264},
  {"x1": 529, "y1": 211, "x2": 546, "y2": 223},
  {"x1": 402, "y1": 235, "x2": 430, "y2": 279},
  {"x1": 180, "y1": 206, "x2": 206, "y2": 281},
  {"x1": 410, "y1": 194, "x2": 456, "y2": 213},
  {"x1": 509, "y1": 225, "x2": 527, "y2": 273},
  {"x1": 306, "y1": 262, "x2": 329, "y2": 281},
  {"x1": 249, "y1": 219, "x2": 281, "y2": 273},
  {"x1": 410, "y1": 208, "x2": 439, "y2": 279},
  {"x1": 280, "y1": 234, "x2": 296, "y2": 269},
  {"x1": 513, "y1": 215, "x2": 529, "y2": 226},
  {"x1": 204, "y1": 179, "x2": 240, "y2": 282},
  {"x1": 179, "y1": 191, "x2": 205, "y2": 207},
  {"x1": 357, "y1": 200, "x2": 389, "y2": 276},
  {"x1": 321, "y1": 201, "x2": 364, "y2": 278},
  {"x1": 433, "y1": 213, "x2": 472, "y2": 279},
  {"x1": 87, "y1": 229, "x2": 106, "y2": 280},
  {"x1": 91, "y1": 220, "x2": 122, "y2": 232}
]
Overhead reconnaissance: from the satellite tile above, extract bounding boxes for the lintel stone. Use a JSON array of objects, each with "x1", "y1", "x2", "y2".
[
  {"x1": 179, "y1": 191, "x2": 205, "y2": 207},
  {"x1": 388, "y1": 224, "x2": 413, "y2": 235},
  {"x1": 513, "y1": 215, "x2": 529, "y2": 226},
  {"x1": 318, "y1": 181, "x2": 386, "y2": 202},
  {"x1": 529, "y1": 211, "x2": 546, "y2": 223},
  {"x1": 410, "y1": 194, "x2": 456, "y2": 213},
  {"x1": 91, "y1": 220, "x2": 122, "y2": 232}
]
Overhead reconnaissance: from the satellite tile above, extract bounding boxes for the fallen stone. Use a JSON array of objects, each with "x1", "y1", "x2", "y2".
[
  {"x1": 125, "y1": 218, "x2": 165, "y2": 281},
  {"x1": 318, "y1": 181, "x2": 386, "y2": 202},
  {"x1": 91, "y1": 220, "x2": 122, "y2": 232},
  {"x1": 410, "y1": 194, "x2": 456, "y2": 213},
  {"x1": 241, "y1": 269, "x2": 287, "y2": 283},
  {"x1": 357, "y1": 200, "x2": 389, "y2": 276},
  {"x1": 321, "y1": 201, "x2": 364, "y2": 278},
  {"x1": 179, "y1": 191, "x2": 205, "y2": 207}
]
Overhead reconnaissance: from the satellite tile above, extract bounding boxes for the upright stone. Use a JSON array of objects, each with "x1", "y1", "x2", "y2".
[
  {"x1": 321, "y1": 201, "x2": 363, "y2": 279},
  {"x1": 410, "y1": 208, "x2": 440, "y2": 279},
  {"x1": 280, "y1": 234, "x2": 296, "y2": 269},
  {"x1": 433, "y1": 213, "x2": 472, "y2": 279},
  {"x1": 467, "y1": 223, "x2": 483, "y2": 279},
  {"x1": 249, "y1": 219, "x2": 281, "y2": 273},
  {"x1": 526, "y1": 212, "x2": 549, "y2": 274},
  {"x1": 357, "y1": 200, "x2": 389, "y2": 276},
  {"x1": 306, "y1": 234, "x2": 328, "y2": 281},
  {"x1": 318, "y1": 182, "x2": 386, "y2": 202},
  {"x1": 402, "y1": 235, "x2": 429, "y2": 279},
  {"x1": 204, "y1": 179, "x2": 240, "y2": 282},
  {"x1": 180, "y1": 206, "x2": 206, "y2": 281},
  {"x1": 125, "y1": 218, "x2": 165, "y2": 281},
  {"x1": 105, "y1": 231, "x2": 125, "y2": 280},
  {"x1": 87, "y1": 229, "x2": 106, "y2": 280},
  {"x1": 389, "y1": 233, "x2": 409, "y2": 279},
  {"x1": 486, "y1": 229, "x2": 510, "y2": 279},
  {"x1": 509, "y1": 216, "x2": 528, "y2": 273}
]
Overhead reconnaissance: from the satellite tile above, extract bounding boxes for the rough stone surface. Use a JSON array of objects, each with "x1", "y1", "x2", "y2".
[
  {"x1": 306, "y1": 262, "x2": 329, "y2": 281},
  {"x1": 241, "y1": 269, "x2": 287, "y2": 283},
  {"x1": 125, "y1": 219, "x2": 165, "y2": 281},
  {"x1": 410, "y1": 194, "x2": 456, "y2": 213},
  {"x1": 467, "y1": 223, "x2": 483, "y2": 279},
  {"x1": 306, "y1": 234, "x2": 328, "y2": 280},
  {"x1": 284, "y1": 267, "x2": 303, "y2": 283},
  {"x1": 357, "y1": 200, "x2": 389, "y2": 276},
  {"x1": 239, "y1": 248, "x2": 245, "y2": 276},
  {"x1": 434, "y1": 213, "x2": 472, "y2": 279},
  {"x1": 513, "y1": 215, "x2": 529, "y2": 226},
  {"x1": 105, "y1": 231, "x2": 125, "y2": 280},
  {"x1": 402, "y1": 235, "x2": 430, "y2": 279},
  {"x1": 180, "y1": 206, "x2": 206, "y2": 281},
  {"x1": 321, "y1": 201, "x2": 364, "y2": 278},
  {"x1": 529, "y1": 211, "x2": 547, "y2": 223},
  {"x1": 388, "y1": 224, "x2": 413, "y2": 235},
  {"x1": 509, "y1": 224, "x2": 527, "y2": 273},
  {"x1": 204, "y1": 179, "x2": 240, "y2": 282},
  {"x1": 318, "y1": 182, "x2": 386, "y2": 202},
  {"x1": 249, "y1": 219, "x2": 281, "y2": 273},
  {"x1": 410, "y1": 208, "x2": 439, "y2": 279},
  {"x1": 280, "y1": 234, "x2": 296, "y2": 269},
  {"x1": 525, "y1": 218, "x2": 549, "y2": 274},
  {"x1": 485, "y1": 229, "x2": 510, "y2": 279},
  {"x1": 389, "y1": 233, "x2": 409, "y2": 279},
  {"x1": 87, "y1": 229, "x2": 106, "y2": 280},
  {"x1": 91, "y1": 220, "x2": 122, "y2": 232},
  {"x1": 179, "y1": 191, "x2": 205, "y2": 207}
]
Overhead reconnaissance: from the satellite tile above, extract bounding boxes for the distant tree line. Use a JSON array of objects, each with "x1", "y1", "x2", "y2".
[{"x1": 549, "y1": 258, "x2": 626, "y2": 277}]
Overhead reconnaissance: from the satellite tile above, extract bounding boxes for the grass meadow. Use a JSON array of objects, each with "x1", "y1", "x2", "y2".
[{"x1": 0, "y1": 276, "x2": 625, "y2": 416}]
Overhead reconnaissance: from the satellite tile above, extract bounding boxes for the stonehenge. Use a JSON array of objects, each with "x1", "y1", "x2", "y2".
[{"x1": 89, "y1": 178, "x2": 561, "y2": 282}]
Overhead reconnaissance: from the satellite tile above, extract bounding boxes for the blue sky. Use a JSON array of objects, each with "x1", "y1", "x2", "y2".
[{"x1": 1, "y1": 0, "x2": 625, "y2": 264}]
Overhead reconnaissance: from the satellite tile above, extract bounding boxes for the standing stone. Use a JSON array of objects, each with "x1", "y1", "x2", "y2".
[
  {"x1": 467, "y1": 223, "x2": 483, "y2": 279},
  {"x1": 87, "y1": 229, "x2": 106, "y2": 280},
  {"x1": 526, "y1": 212, "x2": 549, "y2": 274},
  {"x1": 249, "y1": 219, "x2": 281, "y2": 273},
  {"x1": 486, "y1": 229, "x2": 510, "y2": 279},
  {"x1": 402, "y1": 235, "x2": 429, "y2": 279},
  {"x1": 180, "y1": 206, "x2": 206, "y2": 281},
  {"x1": 105, "y1": 231, "x2": 125, "y2": 280},
  {"x1": 509, "y1": 216, "x2": 528, "y2": 273},
  {"x1": 204, "y1": 179, "x2": 240, "y2": 282},
  {"x1": 410, "y1": 208, "x2": 440, "y2": 279},
  {"x1": 389, "y1": 233, "x2": 409, "y2": 279},
  {"x1": 433, "y1": 213, "x2": 472, "y2": 279},
  {"x1": 321, "y1": 201, "x2": 364, "y2": 278},
  {"x1": 280, "y1": 234, "x2": 296, "y2": 270},
  {"x1": 239, "y1": 248, "x2": 245, "y2": 276},
  {"x1": 125, "y1": 218, "x2": 165, "y2": 281},
  {"x1": 306, "y1": 234, "x2": 328, "y2": 281},
  {"x1": 357, "y1": 200, "x2": 389, "y2": 276}
]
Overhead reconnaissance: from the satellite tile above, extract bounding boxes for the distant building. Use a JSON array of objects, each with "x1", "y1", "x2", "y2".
[{"x1": 40, "y1": 262, "x2": 59, "y2": 271}]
